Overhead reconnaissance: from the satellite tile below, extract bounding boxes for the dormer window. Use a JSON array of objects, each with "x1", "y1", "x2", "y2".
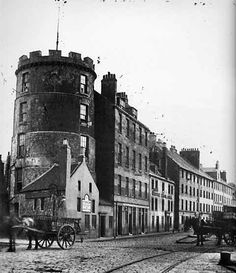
[
  {"x1": 22, "y1": 72, "x2": 29, "y2": 92},
  {"x1": 80, "y1": 74, "x2": 87, "y2": 94}
]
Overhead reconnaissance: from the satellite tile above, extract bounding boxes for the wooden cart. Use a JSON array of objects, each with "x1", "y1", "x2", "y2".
[{"x1": 14, "y1": 216, "x2": 81, "y2": 250}]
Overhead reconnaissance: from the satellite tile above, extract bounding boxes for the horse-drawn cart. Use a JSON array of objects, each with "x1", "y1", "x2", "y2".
[
  {"x1": 13, "y1": 215, "x2": 81, "y2": 250},
  {"x1": 213, "y1": 207, "x2": 236, "y2": 246}
]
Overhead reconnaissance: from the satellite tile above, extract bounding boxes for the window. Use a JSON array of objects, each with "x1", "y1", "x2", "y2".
[
  {"x1": 138, "y1": 153, "x2": 142, "y2": 170},
  {"x1": 80, "y1": 104, "x2": 88, "y2": 122},
  {"x1": 126, "y1": 177, "x2": 129, "y2": 196},
  {"x1": 189, "y1": 187, "x2": 192, "y2": 196},
  {"x1": 85, "y1": 214, "x2": 90, "y2": 230},
  {"x1": 34, "y1": 199, "x2": 37, "y2": 210},
  {"x1": 133, "y1": 179, "x2": 136, "y2": 197},
  {"x1": 126, "y1": 119, "x2": 130, "y2": 137},
  {"x1": 185, "y1": 200, "x2": 188, "y2": 211},
  {"x1": 139, "y1": 181, "x2": 142, "y2": 197},
  {"x1": 80, "y1": 135, "x2": 89, "y2": 156},
  {"x1": 145, "y1": 183, "x2": 148, "y2": 199},
  {"x1": 162, "y1": 199, "x2": 165, "y2": 211},
  {"x1": 139, "y1": 127, "x2": 142, "y2": 144},
  {"x1": 125, "y1": 146, "x2": 129, "y2": 167},
  {"x1": 155, "y1": 180, "x2": 158, "y2": 189},
  {"x1": 118, "y1": 143, "x2": 122, "y2": 165},
  {"x1": 155, "y1": 198, "x2": 158, "y2": 211},
  {"x1": 22, "y1": 72, "x2": 29, "y2": 92},
  {"x1": 162, "y1": 182, "x2": 165, "y2": 192},
  {"x1": 181, "y1": 184, "x2": 184, "y2": 194},
  {"x1": 119, "y1": 113, "x2": 122, "y2": 133},
  {"x1": 181, "y1": 199, "x2": 184, "y2": 210},
  {"x1": 151, "y1": 179, "x2": 154, "y2": 189},
  {"x1": 19, "y1": 102, "x2": 27, "y2": 122},
  {"x1": 78, "y1": 180, "x2": 81, "y2": 191},
  {"x1": 92, "y1": 215, "x2": 96, "y2": 228},
  {"x1": 109, "y1": 216, "x2": 113, "y2": 229},
  {"x1": 92, "y1": 200, "x2": 95, "y2": 213},
  {"x1": 40, "y1": 198, "x2": 45, "y2": 210},
  {"x1": 18, "y1": 133, "x2": 25, "y2": 157},
  {"x1": 15, "y1": 168, "x2": 23, "y2": 192},
  {"x1": 118, "y1": 175, "x2": 122, "y2": 195},
  {"x1": 80, "y1": 74, "x2": 87, "y2": 94},
  {"x1": 77, "y1": 198, "x2": 81, "y2": 211},
  {"x1": 145, "y1": 156, "x2": 148, "y2": 172},
  {"x1": 133, "y1": 123, "x2": 136, "y2": 142},
  {"x1": 132, "y1": 150, "x2": 136, "y2": 170},
  {"x1": 145, "y1": 131, "x2": 148, "y2": 146},
  {"x1": 185, "y1": 185, "x2": 188, "y2": 194}
]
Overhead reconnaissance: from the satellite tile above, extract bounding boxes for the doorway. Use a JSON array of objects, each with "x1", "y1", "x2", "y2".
[{"x1": 100, "y1": 215, "x2": 106, "y2": 237}]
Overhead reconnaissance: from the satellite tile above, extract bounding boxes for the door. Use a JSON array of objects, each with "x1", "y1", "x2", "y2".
[
  {"x1": 118, "y1": 206, "x2": 122, "y2": 235},
  {"x1": 100, "y1": 215, "x2": 106, "y2": 237},
  {"x1": 156, "y1": 216, "x2": 159, "y2": 232}
]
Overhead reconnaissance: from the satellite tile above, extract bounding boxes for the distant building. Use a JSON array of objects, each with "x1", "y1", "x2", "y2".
[
  {"x1": 149, "y1": 135, "x2": 214, "y2": 230},
  {"x1": 95, "y1": 72, "x2": 150, "y2": 236},
  {"x1": 149, "y1": 165, "x2": 175, "y2": 232},
  {"x1": 203, "y1": 161, "x2": 235, "y2": 211},
  {"x1": 10, "y1": 50, "x2": 96, "y2": 215}
]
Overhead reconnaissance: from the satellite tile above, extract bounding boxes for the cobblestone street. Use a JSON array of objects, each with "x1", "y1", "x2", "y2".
[{"x1": 0, "y1": 232, "x2": 235, "y2": 273}]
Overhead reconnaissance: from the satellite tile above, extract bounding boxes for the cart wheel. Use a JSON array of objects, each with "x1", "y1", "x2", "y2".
[
  {"x1": 57, "y1": 224, "x2": 75, "y2": 249},
  {"x1": 38, "y1": 235, "x2": 54, "y2": 248},
  {"x1": 224, "y1": 232, "x2": 235, "y2": 246}
]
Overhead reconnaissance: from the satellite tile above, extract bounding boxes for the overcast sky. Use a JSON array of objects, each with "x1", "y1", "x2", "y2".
[{"x1": 0, "y1": 0, "x2": 235, "y2": 183}]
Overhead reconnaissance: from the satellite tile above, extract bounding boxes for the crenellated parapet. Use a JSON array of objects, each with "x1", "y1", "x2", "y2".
[{"x1": 16, "y1": 50, "x2": 96, "y2": 76}]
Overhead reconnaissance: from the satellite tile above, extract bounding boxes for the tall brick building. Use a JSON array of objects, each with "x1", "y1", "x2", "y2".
[
  {"x1": 95, "y1": 72, "x2": 150, "y2": 236},
  {"x1": 10, "y1": 50, "x2": 96, "y2": 215}
]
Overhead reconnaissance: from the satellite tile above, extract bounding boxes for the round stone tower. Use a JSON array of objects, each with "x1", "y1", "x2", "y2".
[{"x1": 11, "y1": 50, "x2": 96, "y2": 199}]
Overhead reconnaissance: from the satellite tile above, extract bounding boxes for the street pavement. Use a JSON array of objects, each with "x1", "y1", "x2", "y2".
[{"x1": 0, "y1": 231, "x2": 235, "y2": 273}]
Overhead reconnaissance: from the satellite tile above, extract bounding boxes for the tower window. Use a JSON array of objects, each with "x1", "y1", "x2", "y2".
[
  {"x1": 80, "y1": 104, "x2": 88, "y2": 122},
  {"x1": 80, "y1": 135, "x2": 89, "y2": 156},
  {"x1": 22, "y1": 72, "x2": 29, "y2": 92},
  {"x1": 119, "y1": 113, "x2": 122, "y2": 133},
  {"x1": 18, "y1": 133, "x2": 25, "y2": 158},
  {"x1": 133, "y1": 123, "x2": 136, "y2": 142},
  {"x1": 80, "y1": 74, "x2": 87, "y2": 94},
  {"x1": 145, "y1": 131, "x2": 148, "y2": 146},
  {"x1": 19, "y1": 102, "x2": 27, "y2": 122},
  {"x1": 15, "y1": 168, "x2": 22, "y2": 192}
]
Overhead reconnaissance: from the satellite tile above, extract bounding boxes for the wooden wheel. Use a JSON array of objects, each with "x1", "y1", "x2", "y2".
[
  {"x1": 57, "y1": 224, "x2": 75, "y2": 249},
  {"x1": 38, "y1": 234, "x2": 54, "y2": 248}
]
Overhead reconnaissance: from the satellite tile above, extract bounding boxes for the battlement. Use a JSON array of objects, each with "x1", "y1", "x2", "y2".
[{"x1": 16, "y1": 49, "x2": 95, "y2": 74}]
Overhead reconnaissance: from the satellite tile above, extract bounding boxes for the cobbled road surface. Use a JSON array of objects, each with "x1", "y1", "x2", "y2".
[{"x1": 0, "y1": 232, "x2": 235, "y2": 273}]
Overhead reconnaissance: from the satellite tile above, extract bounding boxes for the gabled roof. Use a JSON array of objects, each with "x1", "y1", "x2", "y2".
[
  {"x1": 167, "y1": 149, "x2": 213, "y2": 180},
  {"x1": 21, "y1": 164, "x2": 63, "y2": 192}
]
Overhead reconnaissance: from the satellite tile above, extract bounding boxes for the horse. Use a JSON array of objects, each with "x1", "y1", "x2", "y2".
[
  {"x1": 2, "y1": 214, "x2": 39, "y2": 252},
  {"x1": 189, "y1": 217, "x2": 223, "y2": 246}
]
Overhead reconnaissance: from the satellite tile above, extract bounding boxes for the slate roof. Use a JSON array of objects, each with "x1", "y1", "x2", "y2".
[
  {"x1": 167, "y1": 149, "x2": 213, "y2": 180},
  {"x1": 21, "y1": 164, "x2": 63, "y2": 192}
]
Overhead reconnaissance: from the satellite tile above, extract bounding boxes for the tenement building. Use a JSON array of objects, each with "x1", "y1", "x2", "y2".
[
  {"x1": 95, "y1": 72, "x2": 150, "y2": 236},
  {"x1": 149, "y1": 164, "x2": 175, "y2": 232},
  {"x1": 149, "y1": 135, "x2": 214, "y2": 231},
  {"x1": 203, "y1": 161, "x2": 235, "y2": 211},
  {"x1": 9, "y1": 50, "x2": 100, "y2": 237}
]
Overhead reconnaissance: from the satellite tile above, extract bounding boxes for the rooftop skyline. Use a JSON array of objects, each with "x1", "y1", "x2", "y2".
[{"x1": 0, "y1": 0, "x2": 235, "y2": 183}]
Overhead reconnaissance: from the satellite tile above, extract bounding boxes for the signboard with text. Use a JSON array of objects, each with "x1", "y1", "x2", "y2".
[{"x1": 82, "y1": 194, "x2": 91, "y2": 212}]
